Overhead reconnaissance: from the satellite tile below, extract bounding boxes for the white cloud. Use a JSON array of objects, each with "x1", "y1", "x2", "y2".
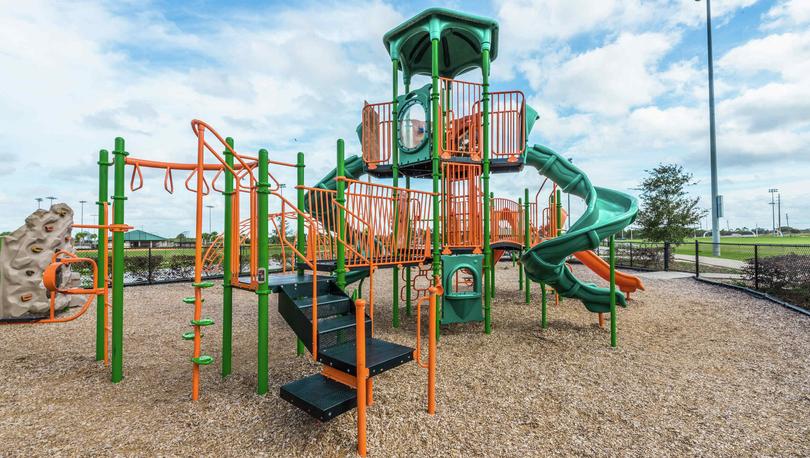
[
  {"x1": 762, "y1": 0, "x2": 810, "y2": 29},
  {"x1": 543, "y1": 32, "x2": 676, "y2": 116},
  {"x1": 0, "y1": 0, "x2": 404, "y2": 235}
]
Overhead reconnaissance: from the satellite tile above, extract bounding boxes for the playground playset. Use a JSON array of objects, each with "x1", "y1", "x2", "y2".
[{"x1": 2, "y1": 9, "x2": 642, "y2": 456}]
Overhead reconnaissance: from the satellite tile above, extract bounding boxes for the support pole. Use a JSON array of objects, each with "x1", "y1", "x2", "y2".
[
  {"x1": 482, "y1": 48, "x2": 492, "y2": 334},
  {"x1": 222, "y1": 138, "x2": 235, "y2": 376},
  {"x1": 256, "y1": 149, "x2": 270, "y2": 394},
  {"x1": 430, "y1": 39, "x2": 441, "y2": 282},
  {"x1": 392, "y1": 58, "x2": 401, "y2": 328},
  {"x1": 609, "y1": 235, "x2": 617, "y2": 348},
  {"x1": 427, "y1": 286, "x2": 437, "y2": 415},
  {"x1": 355, "y1": 298, "x2": 368, "y2": 457},
  {"x1": 518, "y1": 197, "x2": 523, "y2": 291},
  {"x1": 429, "y1": 38, "x2": 441, "y2": 342},
  {"x1": 111, "y1": 138, "x2": 126, "y2": 383},
  {"x1": 524, "y1": 189, "x2": 531, "y2": 305},
  {"x1": 541, "y1": 281, "x2": 547, "y2": 329},
  {"x1": 336, "y1": 140, "x2": 347, "y2": 290},
  {"x1": 490, "y1": 191, "x2": 495, "y2": 299},
  {"x1": 95, "y1": 149, "x2": 110, "y2": 362},
  {"x1": 296, "y1": 152, "x2": 306, "y2": 355},
  {"x1": 405, "y1": 176, "x2": 412, "y2": 317}
]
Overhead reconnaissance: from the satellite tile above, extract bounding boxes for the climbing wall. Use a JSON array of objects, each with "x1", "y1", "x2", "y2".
[{"x1": 0, "y1": 204, "x2": 81, "y2": 318}]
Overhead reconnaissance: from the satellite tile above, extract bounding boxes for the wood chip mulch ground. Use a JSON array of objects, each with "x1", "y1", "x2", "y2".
[{"x1": 1, "y1": 263, "x2": 808, "y2": 456}]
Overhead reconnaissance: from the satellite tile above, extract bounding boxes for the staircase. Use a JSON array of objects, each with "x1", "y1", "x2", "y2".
[{"x1": 276, "y1": 273, "x2": 414, "y2": 421}]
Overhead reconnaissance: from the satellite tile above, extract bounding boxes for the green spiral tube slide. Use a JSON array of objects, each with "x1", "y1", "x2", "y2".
[{"x1": 521, "y1": 144, "x2": 639, "y2": 313}]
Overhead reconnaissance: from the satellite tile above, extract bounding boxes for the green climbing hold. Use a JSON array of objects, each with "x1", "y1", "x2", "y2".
[
  {"x1": 182, "y1": 331, "x2": 203, "y2": 340},
  {"x1": 192, "y1": 281, "x2": 215, "y2": 288},
  {"x1": 191, "y1": 355, "x2": 214, "y2": 365},
  {"x1": 183, "y1": 297, "x2": 204, "y2": 304},
  {"x1": 191, "y1": 318, "x2": 215, "y2": 327}
]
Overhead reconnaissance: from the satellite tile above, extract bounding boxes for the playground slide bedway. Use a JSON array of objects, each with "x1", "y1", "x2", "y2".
[{"x1": 521, "y1": 144, "x2": 639, "y2": 314}]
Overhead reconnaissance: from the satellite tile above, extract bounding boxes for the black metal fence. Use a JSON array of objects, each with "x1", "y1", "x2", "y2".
[
  {"x1": 594, "y1": 241, "x2": 683, "y2": 272},
  {"x1": 75, "y1": 243, "x2": 290, "y2": 286},
  {"x1": 691, "y1": 241, "x2": 810, "y2": 310},
  {"x1": 592, "y1": 240, "x2": 810, "y2": 311}
]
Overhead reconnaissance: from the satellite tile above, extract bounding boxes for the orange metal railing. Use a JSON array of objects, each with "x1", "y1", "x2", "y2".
[
  {"x1": 343, "y1": 178, "x2": 433, "y2": 267},
  {"x1": 488, "y1": 90, "x2": 526, "y2": 161},
  {"x1": 442, "y1": 162, "x2": 482, "y2": 253},
  {"x1": 439, "y1": 77, "x2": 483, "y2": 160},
  {"x1": 491, "y1": 197, "x2": 523, "y2": 246},
  {"x1": 361, "y1": 101, "x2": 394, "y2": 170}
]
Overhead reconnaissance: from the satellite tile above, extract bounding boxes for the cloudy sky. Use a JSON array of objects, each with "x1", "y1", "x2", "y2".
[{"x1": 1, "y1": 0, "x2": 808, "y2": 236}]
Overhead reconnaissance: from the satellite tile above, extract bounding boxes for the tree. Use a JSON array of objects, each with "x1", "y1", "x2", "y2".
[{"x1": 635, "y1": 163, "x2": 706, "y2": 243}]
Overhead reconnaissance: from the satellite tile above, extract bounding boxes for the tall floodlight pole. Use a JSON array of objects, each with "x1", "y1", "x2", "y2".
[
  {"x1": 205, "y1": 204, "x2": 214, "y2": 234},
  {"x1": 696, "y1": 0, "x2": 721, "y2": 255},
  {"x1": 35, "y1": 197, "x2": 43, "y2": 209},
  {"x1": 79, "y1": 200, "x2": 87, "y2": 226},
  {"x1": 777, "y1": 193, "x2": 781, "y2": 235},
  {"x1": 46, "y1": 196, "x2": 57, "y2": 207},
  {"x1": 769, "y1": 188, "x2": 778, "y2": 235}
]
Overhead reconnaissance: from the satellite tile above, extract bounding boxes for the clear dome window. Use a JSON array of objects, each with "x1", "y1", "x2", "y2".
[{"x1": 399, "y1": 102, "x2": 427, "y2": 150}]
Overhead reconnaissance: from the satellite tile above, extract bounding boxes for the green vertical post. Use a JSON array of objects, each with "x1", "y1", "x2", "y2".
[
  {"x1": 490, "y1": 192, "x2": 495, "y2": 299},
  {"x1": 95, "y1": 149, "x2": 110, "y2": 362},
  {"x1": 335, "y1": 140, "x2": 347, "y2": 290},
  {"x1": 221, "y1": 138, "x2": 235, "y2": 377},
  {"x1": 609, "y1": 235, "x2": 617, "y2": 348},
  {"x1": 392, "y1": 58, "x2": 400, "y2": 328},
  {"x1": 556, "y1": 188, "x2": 563, "y2": 305},
  {"x1": 111, "y1": 138, "x2": 126, "y2": 383},
  {"x1": 405, "y1": 175, "x2": 412, "y2": 317},
  {"x1": 295, "y1": 152, "x2": 306, "y2": 356},
  {"x1": 256, "y1": 149, "x2": 270, "y2": 394},
  {"x1": 517, "y1": 197, "x2": 522, "y2": 292},
  {"x1": 430, "y1": 38, "x2": 442, "y2": 341},
  {"x1": 541, "y1": 281, "x2": 547, "y2": 329},
  {"x1": 482, "y1": 48, "x2": 492, "y2": 334},
  {"x1": 524, "y1": 188, "x2": 531, "y2": 304}
]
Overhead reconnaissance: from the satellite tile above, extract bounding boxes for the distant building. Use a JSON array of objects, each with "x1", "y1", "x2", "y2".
[{"x1": 123, "y1": 230, "x2": 168, "y2": 248}]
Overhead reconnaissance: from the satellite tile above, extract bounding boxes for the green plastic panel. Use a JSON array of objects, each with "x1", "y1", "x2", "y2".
[
  {"x1": 441, "y1": 254, "x2": 483, "y2": 324},
  {"x1": 383, "y1": 8, "x2": 498, "y2": 80}
]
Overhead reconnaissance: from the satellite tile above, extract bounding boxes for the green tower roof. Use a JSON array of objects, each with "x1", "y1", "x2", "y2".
[{"x1": 383, "y1": 8, "x2": 498, "y2": 80}]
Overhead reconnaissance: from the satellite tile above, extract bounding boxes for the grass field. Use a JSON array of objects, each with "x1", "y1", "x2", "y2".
[{"x1": 616, "y1": 236, "x2": 810, "y2": 262}]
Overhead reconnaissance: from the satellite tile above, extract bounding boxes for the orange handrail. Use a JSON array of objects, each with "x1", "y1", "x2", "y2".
[{"x1": 271, "y1": 191, "x2": 321, "y2": 360}]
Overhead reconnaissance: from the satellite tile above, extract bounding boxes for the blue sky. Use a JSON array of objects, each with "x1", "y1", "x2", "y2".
[{"x1": 1, "y1": 0, "x2": 809, "y2": 235}]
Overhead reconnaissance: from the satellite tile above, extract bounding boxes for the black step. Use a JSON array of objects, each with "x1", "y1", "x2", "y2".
[
  {"x1": 316, "y1": 314, "x2": 371, "y2": 350},
  {"x1": 318, "y1": 338, "x2": 414, "y2": 377},
  {"x1": 295, "y1": 293, "x2": 351, "y2": 319},
  {"x1": 279, "y1": 374, "x2": 356, "y2": 422}
]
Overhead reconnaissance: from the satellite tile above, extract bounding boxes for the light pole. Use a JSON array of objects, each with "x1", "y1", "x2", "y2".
[
  {"x1": 696, "y1": 0, "x2": 721, "y2": 255},
  {"x1": 46, "y1": 196, "x2": 57, "y2": 208},
  {"x1": 79, "y1": 200, "x2": 87, "y2": 226},
  {"x1": 777, "y1": 193, "x2": 782, "y2": 235},
  {"x1": 35, "y1": 197, "x2": 43, "y2": 209},
  {"x1": 205, "y1": 204, "x2": 214, "y2": 234},
  {"x1": 769, "y1": 188, "x2": 778, "y2": 235}
]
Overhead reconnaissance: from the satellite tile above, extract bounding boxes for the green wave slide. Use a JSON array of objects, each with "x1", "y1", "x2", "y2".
[{"x1": 521, "y1": 144, "x2": 639, "y2": 313}]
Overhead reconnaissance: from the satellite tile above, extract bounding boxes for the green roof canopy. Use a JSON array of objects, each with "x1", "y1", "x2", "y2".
[
  {"x1": 383, "y1": 8, "x2": 498, "y2": 80},
  {"x1": 123, "y1": 230, "x2": 166, "y2": 242}
]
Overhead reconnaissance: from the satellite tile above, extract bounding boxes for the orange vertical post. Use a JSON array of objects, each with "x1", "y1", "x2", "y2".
[
  {"x1": 355, "y1": 298, "x2": 368, "y2": 456},
  {"x1": 427, "y1": 286, "x2": 437, "y2": 414}
]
